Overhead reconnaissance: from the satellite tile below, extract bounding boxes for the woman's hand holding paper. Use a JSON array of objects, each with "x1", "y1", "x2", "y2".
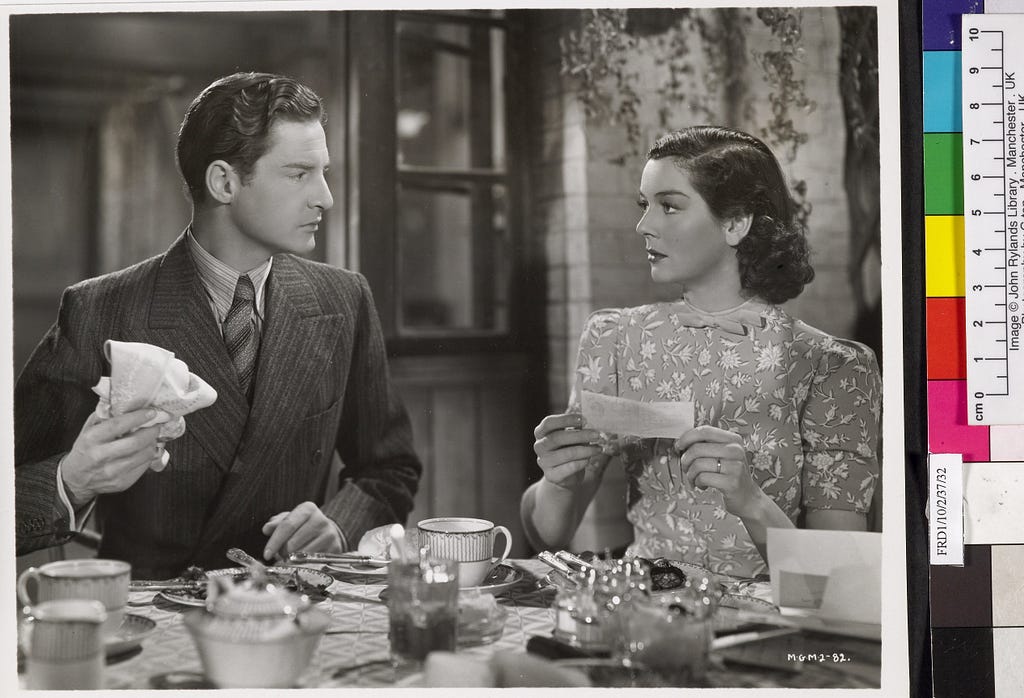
[
  {"x1": 674, "y1": 425, "x2": 796, "y2": 564},
  {"x1": 674, "y1": 425, "x2": 765, "y2": 519},
  {"x1": 533, "y1": 413, "x2": 609, "y2": 490}
]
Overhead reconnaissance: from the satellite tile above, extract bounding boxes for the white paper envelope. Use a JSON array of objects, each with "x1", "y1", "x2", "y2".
[
  {"x1": 767, "y1": 528, "x2": 881, "y2": 625},
  {"x1": 579, "y1": 390, "x2": 694, "y2": 438}
]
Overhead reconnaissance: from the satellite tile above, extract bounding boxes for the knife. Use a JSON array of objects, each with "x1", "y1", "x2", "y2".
[
  {"x1": 289, "y1": 551, "x2": 371, "y2": 562},
  {"x1": 288, "y1": 551, "x2": 389, "y2": 566},
  {"x1": 129, "y1": 579, "x2": 206, "y2": 593}
]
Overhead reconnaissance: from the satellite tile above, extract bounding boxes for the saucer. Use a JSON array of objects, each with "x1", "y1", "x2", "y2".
[
  {"x1": 106, "y1": 613, "x2": 157, "y2": 656},
  {"x1": 464, "y1": 563, "x2": 523, "y2": 596},
  {"x1": 377, "y1": 564, "x2": 525, "y2": 602}
]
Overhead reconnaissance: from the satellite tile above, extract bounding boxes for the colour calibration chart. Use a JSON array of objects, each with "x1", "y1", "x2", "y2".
[{"x1": 925, "y1": 1, "x2": 1024, "y2": 695}]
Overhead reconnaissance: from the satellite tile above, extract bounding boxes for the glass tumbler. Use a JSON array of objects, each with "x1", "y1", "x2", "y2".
[
  {"x1": 610, "y1": 592, "x2": 713, "y2": 686},
  {"x1": 386, "y1": 557, "x2": 459, "y2": 665}
]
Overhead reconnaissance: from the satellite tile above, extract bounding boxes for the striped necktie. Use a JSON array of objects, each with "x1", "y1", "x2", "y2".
[{"x1": 223, "y1": 275, "x2": 258, "y2": 401}]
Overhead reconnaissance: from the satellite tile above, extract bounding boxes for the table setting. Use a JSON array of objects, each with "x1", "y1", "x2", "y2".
[{"x1": 15, "y1": 518, "x2": 881, "y2": 690}]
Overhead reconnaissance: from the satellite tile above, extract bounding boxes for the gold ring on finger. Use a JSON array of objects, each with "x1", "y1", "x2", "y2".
[{"x1": 716, "y1": 458, "x2": 722, "y2": 474}]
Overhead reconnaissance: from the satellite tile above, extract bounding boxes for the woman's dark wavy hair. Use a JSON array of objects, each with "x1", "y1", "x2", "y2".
[
  {"x1": 176, "y1": 72, "x2": 325, "y2": 205},
  {"x1": 647, "y1": 126, "x2": 814, "y2": 304}
]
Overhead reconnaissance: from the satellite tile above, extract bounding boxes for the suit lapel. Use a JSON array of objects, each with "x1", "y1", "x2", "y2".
[
  {"x1": 130, "y1": 233, "x2": 249, "y2": 472},
  {"x1": 192, "y1": 255, "x2": 346, "y2": 560}
]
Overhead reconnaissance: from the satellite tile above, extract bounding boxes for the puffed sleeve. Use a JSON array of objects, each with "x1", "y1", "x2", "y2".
[
  {"x1": 799, "y1": 337, "x2": 882, "y2": 513},
  {"x1": 567, "y1": 308, "x2": 623, "y2": 411}
]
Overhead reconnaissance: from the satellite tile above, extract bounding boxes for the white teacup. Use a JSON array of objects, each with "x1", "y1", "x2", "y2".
[
  {"x1": 417, "y1": 517, "x2": 512, "y2": 587},
  {"x1": 22, "y1": 599, "x2": 107, "y2": 690},
  {"x1": 17, "y1": 559, "x2": 130, "y2": 637}
]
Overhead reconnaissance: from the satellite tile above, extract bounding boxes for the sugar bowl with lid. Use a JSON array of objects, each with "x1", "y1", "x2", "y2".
[{"x1": 184, "y1": 569, "x2": 329, "y2": 688}]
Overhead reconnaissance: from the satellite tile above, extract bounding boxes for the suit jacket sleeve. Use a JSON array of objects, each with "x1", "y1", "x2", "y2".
[
  {"x1": 15, "y1": 286, "x2": 105, "y2": 554},
  {"x1": 320, "y1": 273, "x2": 422, "y2": 545}
]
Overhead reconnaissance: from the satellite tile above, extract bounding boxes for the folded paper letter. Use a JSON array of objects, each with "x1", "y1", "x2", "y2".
[
  {"x1": 767, "y1": 528, "x2": 881, "y2": 626},
  {"x1": 92, "y1": 340, "x2": 217, "y2": 470},
  {"x1": 580, "y1": 390, "x2": 694, "y2": 439}
]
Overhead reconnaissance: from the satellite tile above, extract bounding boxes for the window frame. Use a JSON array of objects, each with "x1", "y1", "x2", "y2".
[{"x1": 348, "y1": 10, "x2": 529, "y2": 356}]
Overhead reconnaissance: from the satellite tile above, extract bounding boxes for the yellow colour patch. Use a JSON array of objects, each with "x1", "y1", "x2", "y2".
[{"x1": 926, "y1": 215, "x2": 964, "y2": 297}]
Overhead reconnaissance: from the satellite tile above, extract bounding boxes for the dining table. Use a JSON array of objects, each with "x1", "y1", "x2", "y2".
[{"x1": 18, "y1": 558, "x2": 881, "y2": 689}]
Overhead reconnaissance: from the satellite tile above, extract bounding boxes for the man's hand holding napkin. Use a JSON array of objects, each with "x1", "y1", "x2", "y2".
[{"x1": 61, "y1": 340, "x2": 217, "y2": 504}]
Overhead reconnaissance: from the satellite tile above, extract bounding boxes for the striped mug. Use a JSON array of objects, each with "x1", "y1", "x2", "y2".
[
  {"x1": 417, "y1": 517, "x2": 512, "y2": 587},
  {"x1": 17, "y1": 559, "x2": 130, "y2": 637},
  {"x1": 22, "y1": 599, "x2": 107, "y2": 689}
]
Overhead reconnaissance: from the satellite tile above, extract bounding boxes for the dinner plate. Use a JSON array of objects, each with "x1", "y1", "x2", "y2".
[
  {"x1": 105, "y1": 613, "x2": 157, "y2": 656},
  {"x1": 158, "y1": 566, "x2": 333, "y2": 606}
]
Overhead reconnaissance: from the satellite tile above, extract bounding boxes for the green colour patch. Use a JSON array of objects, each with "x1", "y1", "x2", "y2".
[{"x1": 925, "y1": 133, "x2": 964, "y2": 216}]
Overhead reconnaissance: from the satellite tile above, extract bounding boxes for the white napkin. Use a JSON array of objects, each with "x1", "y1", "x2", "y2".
[{"x1": 91, "y1": 340, "x2": 217, "y2": 471}]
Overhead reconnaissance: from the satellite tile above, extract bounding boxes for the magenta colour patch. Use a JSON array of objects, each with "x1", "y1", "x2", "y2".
[{"x1": 928, "y1": 379, "x2": 991, "y2": 462}]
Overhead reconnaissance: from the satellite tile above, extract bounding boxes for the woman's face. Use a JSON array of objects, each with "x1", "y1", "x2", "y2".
[{"x1": 636, "y1": 158, "x2": 743, "y2": 292}]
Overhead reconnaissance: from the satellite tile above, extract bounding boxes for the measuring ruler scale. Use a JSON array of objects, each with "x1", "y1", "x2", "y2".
[{"x1": 962, "y1": 14, "x2": 1024, "y2": 424}]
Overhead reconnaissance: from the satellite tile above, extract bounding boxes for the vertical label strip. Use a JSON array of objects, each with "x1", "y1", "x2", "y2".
[{"x1": 929, "y1": 453, "x2": 965, "y2": 566}]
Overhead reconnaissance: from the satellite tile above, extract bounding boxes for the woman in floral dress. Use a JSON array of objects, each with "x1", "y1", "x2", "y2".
[{"x1": 521, "y1": 126, "x2": 881, "y2": 578}]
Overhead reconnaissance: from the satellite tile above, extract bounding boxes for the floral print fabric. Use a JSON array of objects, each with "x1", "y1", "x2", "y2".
[{"x1": 569, "y1": 299, "x2": 881, "y2": 578}]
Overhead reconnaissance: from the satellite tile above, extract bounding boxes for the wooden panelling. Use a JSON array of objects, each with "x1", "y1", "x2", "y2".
[
  {"x1": 391, "y1": 354, "x2": 530, "y2": 556},
  {"x1": 401, "y1": 387, "x2": 435, "y2": 530},
  {"x1": 431, "y1": 387, "x2": 480, "y2": 516},
  {"x1": 479, "y1": 383, "x2": 530, "y2": 556}
]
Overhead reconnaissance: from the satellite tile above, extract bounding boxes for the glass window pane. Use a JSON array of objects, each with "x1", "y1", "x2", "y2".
[
  {"x1": 396, "y1": 20, "x2": 506, "y2": 170},
  {"x1": 397, "y1": 183, "x2": 509, "y2": 334}
]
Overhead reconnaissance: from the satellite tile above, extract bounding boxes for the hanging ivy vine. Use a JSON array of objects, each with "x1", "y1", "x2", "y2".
[
  {"x1": 753, "y1": 8, "x2": 817, "y2": 161},
  {"x1": 560, "y1": 7, "x2": 815, "y2": 224},
  {"x1": 559, "y1": 9, "x2": 644, "y2": 150}
]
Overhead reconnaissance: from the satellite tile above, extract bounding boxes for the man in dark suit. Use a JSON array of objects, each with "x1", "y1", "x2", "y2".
[{"x1": 14, "y1": 72, "x2": 422, "y2": 579}]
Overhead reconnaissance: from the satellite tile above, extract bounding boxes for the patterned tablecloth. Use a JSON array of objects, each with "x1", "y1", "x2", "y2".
[{"x1": 33, "y1": 559, "x2": 880, "y2": 689}]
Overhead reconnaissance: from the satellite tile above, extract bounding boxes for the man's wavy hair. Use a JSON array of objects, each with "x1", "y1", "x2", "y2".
[
  {"x1": 176, "y1": 72, "x2": 325, "y2": 205},
  {"x1": 647, "y1": 126, "x2": 814, "y2": 304}
]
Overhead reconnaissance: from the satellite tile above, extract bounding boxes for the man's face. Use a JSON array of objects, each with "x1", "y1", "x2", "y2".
[{"x1": 227, "y1": 118, "x2": 333, "y2": 261}]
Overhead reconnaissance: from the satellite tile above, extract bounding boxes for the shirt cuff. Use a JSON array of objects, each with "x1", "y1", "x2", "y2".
[{"x1": 55, "y1": 456, "x2": 95, "y2": 532}]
